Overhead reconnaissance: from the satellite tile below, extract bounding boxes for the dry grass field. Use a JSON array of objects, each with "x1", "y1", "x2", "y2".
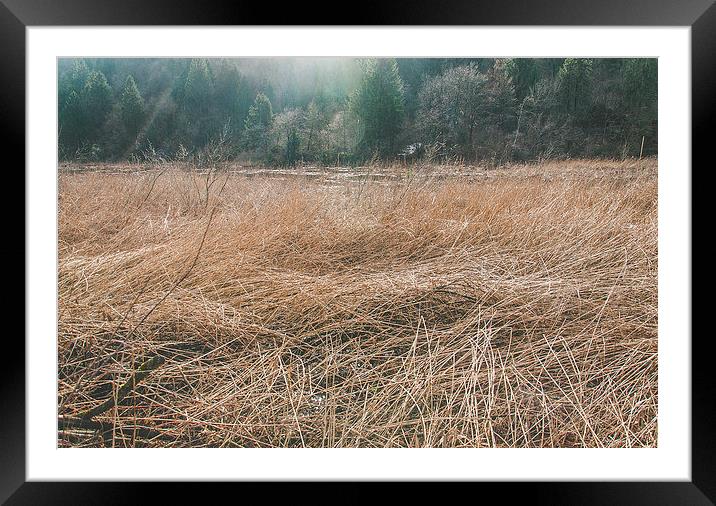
[{"x1": 57, "y1": 158, "x2": 658, "y2": 448}]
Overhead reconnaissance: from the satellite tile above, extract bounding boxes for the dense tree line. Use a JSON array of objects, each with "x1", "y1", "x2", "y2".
[{"x1": 58, "y1": 57, "x2": 657, "y2": 164}]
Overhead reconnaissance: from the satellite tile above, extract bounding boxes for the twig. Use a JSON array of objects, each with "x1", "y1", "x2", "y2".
[{"x1": 124, "y1": 206, "x2": 217, "y2": 340}]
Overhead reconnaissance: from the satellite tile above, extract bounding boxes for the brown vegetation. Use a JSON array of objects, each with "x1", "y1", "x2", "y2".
[{"x1": 58, "y1": 158, "x2": 658, "y2": 447}]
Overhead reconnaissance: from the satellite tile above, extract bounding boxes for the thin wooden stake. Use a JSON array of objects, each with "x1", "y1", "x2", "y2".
[{"x1": 639, "y1": 136, "x2": 645, "y2": 160}]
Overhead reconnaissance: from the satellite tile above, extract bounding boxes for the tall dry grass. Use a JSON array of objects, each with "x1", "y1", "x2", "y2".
[{"x1": 58, "y1": 159, "x2": 658, "y2": 447}]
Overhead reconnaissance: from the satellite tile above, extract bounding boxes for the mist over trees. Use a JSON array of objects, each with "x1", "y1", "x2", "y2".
[{"x1": 58, "y1": 57, "x2": 657, "y2": 164}]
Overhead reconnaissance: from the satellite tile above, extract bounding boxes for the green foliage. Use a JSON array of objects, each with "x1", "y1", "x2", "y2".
[
  {"x1": 57, "y1": 57, "x2": 658, "y2": 163},
  {"x1": 69, "y1": 59, "x2": 90, "y2": 96},
  {"x1": 83, "y1": 70, "x2": 113, "y2": 148},
  {"x1": 350, "y1": 59, "x2": 405, "y2": 157},
  {"x1": 623, "y1": 58, "x2": 657, "y2": 107},
  {"x1": 183, "y1": 59, "x2": 216, "y2": 146},
  {"x1": 557, "y1": 58, "x2": 594, "y2": 116},
  {"x1": 184, "y1": 59, "x2": 213, "y2": 116},
  {"x1": 514, "y1": 79, "x2": 571, "y2": 160},
  {"x1": 213, "y1": 61, "x2": 244, "y2": 131},
  {"x1": 286, "y1": 130, "x2": 300, "y2": 166},
  {"x1": 59, "y1": 90, "x2": 84, "y2": 153},
  {"x1": 120, "y1": 75, "x2": 145, "y2": 140},
  {"x1": 58, "y1": 61, "x2": 112, "y2": 156},
  {"x1": 484, "y1": 61, "x2": 517, "y2": 127},
  {"x1": 506, "y1": 58, "x2": 540, "y2": 101},
  {"x1": 243, "y1": 92, "x2": 273, "y2": 153},
  {"x1": 621, "y1": 58, "x2": 658, "y2": 155}
]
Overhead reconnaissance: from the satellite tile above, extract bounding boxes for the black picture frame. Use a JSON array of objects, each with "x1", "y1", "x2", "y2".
[{"x1": 6, "y1": 0, "x2": 712, "y2": 503}]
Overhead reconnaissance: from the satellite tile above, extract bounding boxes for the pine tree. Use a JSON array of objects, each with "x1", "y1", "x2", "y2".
[
  {"x1": 58, "y1": 65, "x2": 79, "y2": 119},
  {"x1": 485, "y1": 60, "x2": 517, "y2": 130},
  {"x1": 83, "y1": 70, "x2": 113, "y2": 142},
  {"x1": 182, "y1": 59, "x2": 216, "y2": 146},
  {"x1": 622, "y1": 58, "x2": 657, "y2": 155},
  {"x1": 286, "y1": 130, "x2": 300, "y2": 166},
  {"x1": 243, "y1": 92, "x2": 273, "y2": 151},
  {"x1": 184, "y1": 59, "x2": 213, "y2": 117},
  {"x1": 213, "y1": 61, "x2": 243, "y2": 128},
  {"x1": 69, "y1": 59, "x2": 90, "y2": 96},
  {"x1": 120, "y1": 75, "x2": 145, "y2": 141},
  {"x1": 58, "y1": 59, "x2": 91, "y2": 154},
  {"x1": 623, "y1": 58, "x2": 657, "y2": 110},
  {"x1": 557, "y1": 58, "x2": 594, "y2": 117},
  {"x1": 506, "y1": 58, "x2": 540, "y2": 101},
  {"x1": 59, "y1": 90, "x2": 84, "y2": 155},
  {"x1": 54, "y1": 57, "x2": 657, "y2": 163},
  {"x1": 350, "y1": 59, "x2": 405, "y2": 157}
]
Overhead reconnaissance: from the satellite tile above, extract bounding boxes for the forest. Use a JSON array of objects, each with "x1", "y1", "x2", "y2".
[{"x1": 58, "y1": 57, "x2": 657, "y2": 165}]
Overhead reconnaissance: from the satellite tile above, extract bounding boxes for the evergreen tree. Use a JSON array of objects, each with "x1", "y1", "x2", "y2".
[
  {"x1": 184, "y1": 59, "x2": 213, "y2": 116},
  {"x1": 485, "y1": 61, "x2": 517, "y2": 130},
  {"x1": 588, "y1": 59, "x2": 628, "y2": 155},
  {"x1": 69, "y1": 59, "x2": 90, "y2": 96},
  {"x1": 83, "y1": 70, "x2": 113, "y2": 142},
  {"x1": 286, "y1": 130, "x2": 300, "y2": 166},
  {"x1": 59, "y1": 90, "x2": 84, "y2": 155},
  {"x1": 350, "y1": 59, "x2": 405, "y2": 157},
  {"x1": 55, "y1": 57, "x2": 657, "y2": 163},
  {"x1": 557, "y1": 58, "x2": 594, "y2": 117},
  {"x1": 623, "y1": 59, "x2": 657, "y2": 108},
  {"x1": 622, "y1": 58, "x2": 658, "y2": 155},
  {"x1": 183, "y1": 59, "x2": 215, "y2": 145},
  {"x1": 120, "y1": 75, "x2": 145, "y2": 142},
  {"x1": 243, "y1": 92, "x2": 273, "y2": 152},
  {"x1": 538, "y1": 58, "x2": 565, "y2": 79},
  {"x1": 213, "y1": 61, "x2": 244, "y2": 129},
  {"x1": 506, "y1": 58, "x2": 540, "y2": 101},
  {"x1": 58, "y1": 59, "x2": 91, "y2": 154}
]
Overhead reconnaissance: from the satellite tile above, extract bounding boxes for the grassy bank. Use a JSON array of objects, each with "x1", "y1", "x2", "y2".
[{"x1": 58, "y1": 158, "x2": 658, "y2": 447}]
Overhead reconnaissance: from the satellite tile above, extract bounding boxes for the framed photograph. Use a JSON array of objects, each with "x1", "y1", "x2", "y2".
[{"x1": 7, "y1": 0, "x2": 712, "y2": 502}]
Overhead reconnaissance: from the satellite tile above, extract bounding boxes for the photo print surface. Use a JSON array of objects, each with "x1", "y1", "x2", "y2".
[{"x1": 57, "y1": 57, "x2": 658, "y2": 448}]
